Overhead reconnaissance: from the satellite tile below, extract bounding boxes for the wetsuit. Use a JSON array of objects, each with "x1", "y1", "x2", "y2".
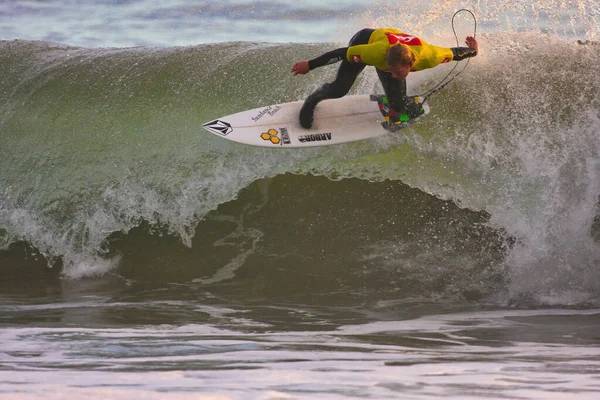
[{"x1": 300, "y1": 28, "x2": 477, "y2": 129}]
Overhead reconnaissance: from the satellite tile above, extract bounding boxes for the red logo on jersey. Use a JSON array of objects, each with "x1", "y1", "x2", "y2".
[
  {"x1": 386, "y1": 33, "x2": 422, "y2": 46},
  {"x1": 441, "y1": 57, "x2": 451, "y2": 63},
  {"x1": 351, "y1": 54, "x2": 362, "y2": 63}
]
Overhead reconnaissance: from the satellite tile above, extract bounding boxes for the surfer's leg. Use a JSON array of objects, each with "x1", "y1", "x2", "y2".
[
  {"x1": 299, "y1": 62, "x2": 365, "y2": 128},
  {"x1": 299, "y1": 28, "x2": 374, "y2": 129},
  {"x1": 376, "y1": 69, "x2": 409, "y2": 113}
]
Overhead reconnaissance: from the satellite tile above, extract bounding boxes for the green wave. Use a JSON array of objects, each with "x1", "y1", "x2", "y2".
[{"x1": 0, "y1": 35, "x2": 599, "y2": 282}]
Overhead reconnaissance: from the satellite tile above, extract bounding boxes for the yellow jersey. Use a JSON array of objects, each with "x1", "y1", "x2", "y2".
[{"x1": 345, "y1": 28, "x2": 454, "y2": 71}]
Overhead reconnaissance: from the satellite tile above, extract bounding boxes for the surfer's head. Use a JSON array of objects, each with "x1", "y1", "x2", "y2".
[{"x1": 386, "y1": 44, "x2": 415, "y2": 79}]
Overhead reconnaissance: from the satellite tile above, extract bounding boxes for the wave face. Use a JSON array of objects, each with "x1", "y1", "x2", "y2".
[{"x1": 1, "y1": 1, "x2": 600, "y2": 306}]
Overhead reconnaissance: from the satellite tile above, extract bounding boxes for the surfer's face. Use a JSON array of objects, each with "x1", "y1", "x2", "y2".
[{"x1": 388, "y1": 63, "x2": 412, "y2": 80}]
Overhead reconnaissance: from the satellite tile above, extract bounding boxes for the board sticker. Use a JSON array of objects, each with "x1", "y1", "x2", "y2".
[{"x1": 202, "y1": 119, "x2": 233, "y2": 136}]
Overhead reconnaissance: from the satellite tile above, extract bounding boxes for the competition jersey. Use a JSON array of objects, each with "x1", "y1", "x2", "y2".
[{"x1": 346, "y1": 28, "x2": 454, "y2": 71}]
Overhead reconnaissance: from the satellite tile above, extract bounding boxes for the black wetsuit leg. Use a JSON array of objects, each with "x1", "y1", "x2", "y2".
[
  {"x1": 376, "y1": 69, "x2": 408, "y2": 113},
  {"x1": 299, "y1": 29, "x2": 375, "y2": 129}
]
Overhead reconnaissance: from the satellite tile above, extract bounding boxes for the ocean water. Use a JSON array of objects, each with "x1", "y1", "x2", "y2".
[{"x1": 2, "y1": 0, "x2": 600, "y2": 399}]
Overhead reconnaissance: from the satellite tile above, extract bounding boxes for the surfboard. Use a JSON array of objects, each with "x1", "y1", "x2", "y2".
[{"x1": 202, "y1": 95, "x2": 429, "y2": 148}]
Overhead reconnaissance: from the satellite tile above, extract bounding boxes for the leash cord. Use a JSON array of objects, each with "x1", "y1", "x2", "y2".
[{"x1": 419, "y1": 9, "x2": 477, "y2": 104}]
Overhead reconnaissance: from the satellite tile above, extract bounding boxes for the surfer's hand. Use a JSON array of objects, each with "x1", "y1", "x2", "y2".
[
  {"x1": 465, "y1": 36, "x2": 478, "y2": 53},
  {"x1": 291, "y1": 61, "x2": 310, "y2": 75}
]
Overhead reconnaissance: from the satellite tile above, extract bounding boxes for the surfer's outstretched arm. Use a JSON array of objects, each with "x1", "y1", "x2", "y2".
[
  {"x1": 451, "y1": 36, "x2": 478, "y2": 61},
  {"x1": 291, "y1": 47, "x2": 348, "y2": 75}
]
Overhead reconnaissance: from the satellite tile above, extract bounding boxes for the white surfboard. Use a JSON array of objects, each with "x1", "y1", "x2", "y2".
[{"x1": 202, "y1": 94, "x2": 430, "y2": 148}]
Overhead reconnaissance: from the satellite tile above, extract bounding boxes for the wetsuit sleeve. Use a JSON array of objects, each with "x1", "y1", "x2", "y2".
[
  {"x1": 308, "y1": 48, "x2": 348, "y2": 70},
  {"x1": 451, "y1": 47, "x2": 477, "y2": 61}
]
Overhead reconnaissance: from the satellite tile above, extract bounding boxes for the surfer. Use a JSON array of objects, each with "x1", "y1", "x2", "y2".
[{"x1": 291, "y1": 28, "x2": 478, "y2": 129}]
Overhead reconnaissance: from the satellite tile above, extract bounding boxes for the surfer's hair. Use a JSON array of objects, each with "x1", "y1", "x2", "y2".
[{"x1": 387, "y1": 44, "x2": 415, "y2": 67}]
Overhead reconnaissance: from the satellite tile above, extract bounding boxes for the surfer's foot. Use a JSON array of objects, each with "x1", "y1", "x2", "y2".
[
  {"x1": 405, "y1": 98, "x2": 424, "y2": 118},
  {"x1": 299, "y1": 99, "x2": 317, "y2": 129}
]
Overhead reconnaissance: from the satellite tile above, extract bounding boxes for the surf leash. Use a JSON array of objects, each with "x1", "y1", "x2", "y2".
[{"x1": 419, "y1": 9, "x2": 477, "y2": 105}]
